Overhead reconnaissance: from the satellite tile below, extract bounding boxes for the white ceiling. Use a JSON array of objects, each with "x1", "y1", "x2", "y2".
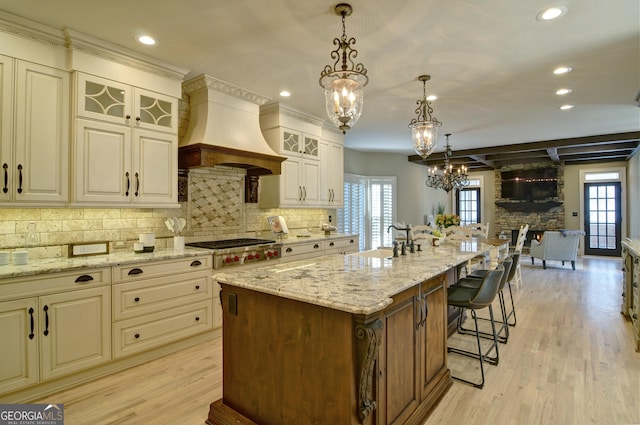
[{"x1": 1, "y1": 0, "x2": 638, "y2": 155}]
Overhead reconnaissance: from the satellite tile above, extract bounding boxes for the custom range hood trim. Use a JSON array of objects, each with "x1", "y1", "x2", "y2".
[{"x1": 179, "y1": 74, "x2": 286, "y2": 176}]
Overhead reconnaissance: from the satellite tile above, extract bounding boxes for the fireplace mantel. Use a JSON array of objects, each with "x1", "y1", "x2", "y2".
[{"x1": 495, "y1": 201, "x2": 562, "y2": 213}]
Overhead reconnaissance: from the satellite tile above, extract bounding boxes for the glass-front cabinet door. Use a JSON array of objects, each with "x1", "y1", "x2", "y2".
[
  {"x1": 75, "y1": 73, "x2": 177, "y2": 134},
  {"x1": 76, "y1": 73, "x2": 131, "y2": 125}
]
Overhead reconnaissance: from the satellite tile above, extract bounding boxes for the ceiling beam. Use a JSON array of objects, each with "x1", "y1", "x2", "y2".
[{"x1": 547, "y1": 148, "x2": 560, "y2": 162}]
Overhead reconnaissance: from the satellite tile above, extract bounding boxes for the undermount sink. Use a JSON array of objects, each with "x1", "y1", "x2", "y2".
[{"x1": 349, "y1": 249, "x2": 394, "y2": 259}]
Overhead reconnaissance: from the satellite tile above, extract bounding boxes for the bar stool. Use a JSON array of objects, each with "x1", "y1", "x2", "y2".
[
  {"x1": 447, "y1": 265, "x2": 504, "y2": 389},
  {"x1": 457, "y1": 256, "x2": 514, "y2": 343},
  {"x1": 466, "y1": 253, "x2": 520, "y2": 329}
]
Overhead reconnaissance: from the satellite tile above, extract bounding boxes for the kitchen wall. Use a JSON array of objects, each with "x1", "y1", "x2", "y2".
[{"x1": 344, "y1": 149, "x2": 449, "y2": 226}]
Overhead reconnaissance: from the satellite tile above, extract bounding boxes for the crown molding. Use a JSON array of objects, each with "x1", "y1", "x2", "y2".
[
  {"x1": 64, "y1": 29, "x2": 188, "y2": 81},
  {"x1": 182, "y1": 74, "x2": 272, "y2": 105},
  {"x1": 0, "y1": 10, "x2": 66, "y2": 49}
]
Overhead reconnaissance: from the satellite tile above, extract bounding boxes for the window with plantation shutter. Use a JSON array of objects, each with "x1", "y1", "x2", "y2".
[
  {"x1": 338, "y1": 176, "x2": 366, "y2": 251},
  {"x1": 338, "y1": 174, "x2": 396, "y2": 251}
]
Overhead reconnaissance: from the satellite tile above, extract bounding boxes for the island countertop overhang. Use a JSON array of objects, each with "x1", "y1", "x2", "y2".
[{"x1": 213, "y1": 242, "x2": 490, "y2": 315}]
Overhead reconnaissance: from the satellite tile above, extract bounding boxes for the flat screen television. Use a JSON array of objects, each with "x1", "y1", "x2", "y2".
[{"x1": 501, "y1": 168, "x2": 557, "y2": 200}]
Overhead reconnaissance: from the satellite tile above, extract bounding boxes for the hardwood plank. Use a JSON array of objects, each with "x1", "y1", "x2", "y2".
[{"x1": 33, "y1": 256, "x2": 639, "y2": 425}]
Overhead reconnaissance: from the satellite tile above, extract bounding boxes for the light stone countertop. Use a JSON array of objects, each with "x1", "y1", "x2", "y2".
[
  {"x1": 214, "y1": 240, "x2": 490, "y2": 315},
  {"x1": 622, "y1": 238, "x2": 640, "y2": 256},
  {"x1": 0, "y1": 247, "x2": 213, "y2": 280},
  {"x1": 276, "y1": 232, "x2": 358, "y2": 244}
]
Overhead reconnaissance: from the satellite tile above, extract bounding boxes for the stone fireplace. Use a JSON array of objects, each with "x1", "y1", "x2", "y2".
[{"x1": 494, "y1": 162, "x2": 565, "y2": 242}]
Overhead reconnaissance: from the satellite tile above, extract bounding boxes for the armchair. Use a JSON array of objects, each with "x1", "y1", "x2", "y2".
[{"x1": 530, "y1": 231, "x2": 580, "y2": 270}]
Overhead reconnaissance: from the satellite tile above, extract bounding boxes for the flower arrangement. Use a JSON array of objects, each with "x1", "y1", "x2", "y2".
[{"x1": 435, "y1": 213, "x2": 461, "y2": 228}]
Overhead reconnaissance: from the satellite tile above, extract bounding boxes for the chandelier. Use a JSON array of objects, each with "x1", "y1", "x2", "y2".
[
  {"x1": 319, "y1": 3, "x2": 368, "y2": 134},
  {"x1": 425, "y1": 134, "x2": 470, "y2": 192},
  {"x1": 409, "y1": 75, "x2": 442, "y2": 158}
]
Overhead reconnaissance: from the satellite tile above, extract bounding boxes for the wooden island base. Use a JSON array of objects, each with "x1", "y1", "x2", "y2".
[{"x1": 207, "y1": 269, "x2": 454, "y2": 425}]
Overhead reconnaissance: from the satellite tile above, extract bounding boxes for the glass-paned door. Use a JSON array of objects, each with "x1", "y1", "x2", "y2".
[
  {"x1": 456, "y1": 188, "x2": 481, "y2": 225},
  {"x1": 584, "y1": 182, "x2": 621, "y2": 256}
]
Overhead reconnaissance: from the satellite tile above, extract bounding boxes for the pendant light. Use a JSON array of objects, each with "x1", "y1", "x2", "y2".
[
  {"x1": 319, "y1": 3, "x2": 368, "y2": 134},
  {"x1": 409, "y1": 75, "x2": 442, "y2": 158}
]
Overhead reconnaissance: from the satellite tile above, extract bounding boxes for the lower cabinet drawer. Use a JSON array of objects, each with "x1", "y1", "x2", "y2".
[
  {"x1": 112, "y1": 300, "x2": 213, "y2": 358},
  {"x1": 112, "y1": 272, "x2": 213, "y2": 321}
]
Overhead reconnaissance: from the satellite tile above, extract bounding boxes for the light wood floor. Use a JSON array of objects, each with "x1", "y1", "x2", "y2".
[{"x1": 34, "y1": 256, "x2": 639, "y2": 425}]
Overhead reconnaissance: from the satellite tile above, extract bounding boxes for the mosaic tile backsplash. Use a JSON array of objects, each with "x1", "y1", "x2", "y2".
[{"x1": 0, "y1": 166, "x2": 332, "y2": 259}]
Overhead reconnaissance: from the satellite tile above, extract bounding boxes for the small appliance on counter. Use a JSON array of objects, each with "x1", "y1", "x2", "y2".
[{"x1": 138, "y1": 233, "x2": 155, "y2": 252}]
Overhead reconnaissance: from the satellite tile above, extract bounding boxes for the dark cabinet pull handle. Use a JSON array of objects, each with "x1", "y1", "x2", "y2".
[
  {"x1": 329, "y1": 242, "x2": 335, "y2": 247},
  {"x1": 415, "y1": 298, "x2": 423, "y2": 330},
  {"x1": 195, "y1": 316, "x2": 200, "y2": 322},
  {"x1": 135, "y1": 333, "x2": 140, "y2": 339},
  {"x1": 43, "y1": 305, "x2": 49, "y2": 336},
  {"x1": 125, "y1": 171, "x2": 130, "y2": 196},
  {"x1": 135, "y1": 117, "x2": 141, "y2": 122},
  {"x1": 125, "y1": 114, "x2": 131, "y2": 120},
  {"x1": 17, "y1": 164, "x2": 23, "y2": 194},
  {"x1": 303, "y1": 186, "x2": 307, "y2": 201},
  {"x1": 190, "y1": 260, "x2": 202, "y2": 267},
  {"x1": 286, "y1": 247, "x2": 293, "y2": 253},
  {"x1": 350, "y1": 239, "x2": 354, "y2": 244},
  {"x1": 422, "y1": 297, "x2": 429, "y2": 328},
  {"x1": 2, "y1": 163, "x2": 7, "y2": 193},
  {"x1": 195, "y1": 285, "x2": 200, "y2": 290},
  {"x1": 28, "y1": 307, "x2": 35, "y2": 340},
  {"x1": 128, "y1": 268, "x2": 143, "y2": 275},
  {"x1": 134, "y1": 172, "x2": 139, "y2": 197},
  {"x1": 75, "y1": 275, "x2": 94, "y2": 283},
  {"x1": 134, "y1": 297, "x2": 140, "y2": 302},
  {"x1": 313, "y1": 244, "x2": 320, "y2": 249}
]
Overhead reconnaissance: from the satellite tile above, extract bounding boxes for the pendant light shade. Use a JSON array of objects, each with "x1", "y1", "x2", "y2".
[
  {"x1": 319, "y1": 3, "x2": 368, "y2": 134},
  {"x1": 409, "y1": 75, "x2": 442, "y2": 158}
]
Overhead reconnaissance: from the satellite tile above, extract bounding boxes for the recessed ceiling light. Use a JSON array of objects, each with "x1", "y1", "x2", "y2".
[
  {"x1": 426, "y1": 95, "x2": 437, "y2": 101},
  {"x1": 137, "y1": 35, "x2": 156, "y2": 46},
  {"x1": 279, "y1": 90, "x2": 291, "y2": 97},
  {"x1": 536, "y1": 6, "x2": 568, "y2": 21},
  {"x1": 556, "y1": 88, "x2": 572, "y2": 95},
  {"x1": 553, "y1": 66, "x2": 573, "y2": 75},
  {"x1": 559, "y1": 104, "x2": 574, "y2": 110}
]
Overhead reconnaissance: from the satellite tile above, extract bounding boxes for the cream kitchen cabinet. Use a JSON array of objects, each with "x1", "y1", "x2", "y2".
[
  {"x1": 74, "y1": 119, "x2": 177, "y2": 205},
  {"x1": 111, "y1": 255, "x2": 216, "y2": 358},
  {"x1": 0, "y1": 268, "x2": 111, "y2": 395},
  {"x1": 280, "y1": 235, "x2": 359, "y2": 263},
  {"x1": 319, "y1": 139, "x2": 344, "y2": 207},
  {"x1": 72, "y1": 72, "x2": 178, "y2": 207},
  {"x1": 324, "y1": 235, "x2": 358, "y2": 255},
  {"x1": 75, "y1": 73, "x2": 178, "y2": 134},
  {"x1": 0, "y1": 56, "x2": 70, "y2": 205},
  {"x1": 260, "y1": 128, "x2": 321, "y2": 208}
]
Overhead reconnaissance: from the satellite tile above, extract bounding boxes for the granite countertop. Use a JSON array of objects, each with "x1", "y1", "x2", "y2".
[
  {"x1": 0, "y1": 247, "x2": 213, "y2": 280},
  {"x1": 622, "y1": 238, "x2": 640, "y2": 256},
  {"x1": 214, "y1": 239, "x2": 489, "y2": 315}
]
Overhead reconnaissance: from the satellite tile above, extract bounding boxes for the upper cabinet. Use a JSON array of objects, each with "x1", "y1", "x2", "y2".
[
  {"x1": 76, "y1": 73, "x2": 177, "y2": 134},
  {"x1": 65, "y1": 28, "x2": 187, "y2": 208},
  {"x1": 259, "y1": 102, "x2": 344, "y2": 209},
  {"x1": 72, "y1": 73, "x2": 178, "y2": 206},
  {"x1": 0, "y1": 15, "x2": 187, "y2": 208},
  {"x1": 0, "y1": 56, "x2": 70, "y2": 205},
  {"x1": 319, "y1": 137, "x2": 344, "y2": 207}
]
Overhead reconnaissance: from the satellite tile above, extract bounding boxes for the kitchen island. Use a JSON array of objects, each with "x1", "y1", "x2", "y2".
[{"x1": 207, "y1": 241, "x2": 490, "y2": 425}]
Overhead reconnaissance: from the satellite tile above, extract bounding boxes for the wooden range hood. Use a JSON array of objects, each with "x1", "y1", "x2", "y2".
[{"x1": 178, "y1": 74, "x2": 285, "y2": 176}]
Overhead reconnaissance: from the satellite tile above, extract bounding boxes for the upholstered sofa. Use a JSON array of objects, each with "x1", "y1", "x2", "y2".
[{"x1": 530, "y1": 230, "x2": 581, "y2": 270}]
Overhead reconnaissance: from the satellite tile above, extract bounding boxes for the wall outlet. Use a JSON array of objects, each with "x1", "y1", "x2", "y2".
[{"x1": 113, "y1": 240, "x2": 127, "y2": 249}]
